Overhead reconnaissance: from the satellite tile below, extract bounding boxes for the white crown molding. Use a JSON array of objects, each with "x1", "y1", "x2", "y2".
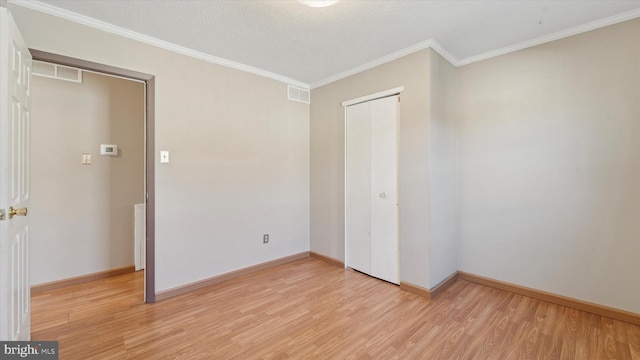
[
  {"x1": 457, "y1": 7, "x2": 640, "y2": 66},
  {"x1": 11, "y1": 0, "x2": 640, "y2": 90},
  {"x1": 8, "y1": 0, "x2": 311, "y2": 89},
  {"x1": 311, "y1": 38, "x2": 463, "y2": 89},
  {"x1": 312, "y1": 6, "x2": 640, "y2": 88},
  {"x1": 428, "y1": 39, "x2": 460, "y2": 67},
  {"x1": 311, "y1": 39, "x2": 437, "y2": 89}
]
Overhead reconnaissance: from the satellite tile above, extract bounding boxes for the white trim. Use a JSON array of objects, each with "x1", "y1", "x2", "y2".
[
  {"x1": 82, "y1": 68, "x2": 145, "y2": 84},
  {"x1": 312, "y1": 39, "x2": 458, "y2": 89},
  {"x1": 343, "y1": 105, "x2": 349, "y2": 270},
  {"x1": 457, "y1": 7, "x2": 640, "y2": 66},
  {"x1": 341, "y1": 86, "x2": 404, "y2": 107},
  {"x1": 10, "y1": 0, "x2": 640, "y2": 89},
  {"x1": 428, "y1": 39, "x2": 459, "y2": 67},
  {"x1": 8, "y1": 0, "x2": 310, "y2": 89},
  {"x1": 312, "y1": 7, "x2": 640, "y2": 87},
  {"x1": 313, "y1": 40, "x2": 434, "y2": 89}
]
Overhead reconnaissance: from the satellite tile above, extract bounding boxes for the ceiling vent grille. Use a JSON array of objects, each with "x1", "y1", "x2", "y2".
[
  {"x1": 287, "y1": 85, "x2": 310, "y2": 104},
  {"x1": 33, "y1": 60, "x2": 83, "y2": 83}
]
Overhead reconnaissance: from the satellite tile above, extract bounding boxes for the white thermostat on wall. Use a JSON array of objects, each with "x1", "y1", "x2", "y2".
[{"x1": 100, "y1": 144, "x2": 118, "y2": 156}]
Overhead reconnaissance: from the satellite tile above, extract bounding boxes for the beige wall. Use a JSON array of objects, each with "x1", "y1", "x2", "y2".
[
  {"x1": 311, "y1": 50, "x2": 433, "y2": 288},
  {"x1": 11, "y1": 5, "x2": 310, "y2": 292},
  {"x1": 427, "y1": 52, "x2": 458, "y2": 286},
  {"x1": 30, "y1": 72, "x2": 144, "y2": 285},
  {"x1": 457, "y1": 19, "x2": 640, "y2": 313}
]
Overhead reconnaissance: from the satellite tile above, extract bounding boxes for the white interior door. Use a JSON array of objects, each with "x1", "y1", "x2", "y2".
[
  {"x1": 345, "y1": 95, "x2": 399, "y2": 284},
  {"x1": 345, "y1": 101, "x2": 371, "y2": 274},
  {"x1": 369, "y1": 96, "x2": 399, "y2": 284},
  {"x1": 0, "y1": 8, "x2": 32, "y2": 341}
]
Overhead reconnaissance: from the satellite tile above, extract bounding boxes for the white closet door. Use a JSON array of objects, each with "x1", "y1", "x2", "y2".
[
  {"x1": 345, "y1": 101, "x2": 371, "y2": 274},
  {"x1": 370, "y1": 96, "x2": 399, "y2": 284}
]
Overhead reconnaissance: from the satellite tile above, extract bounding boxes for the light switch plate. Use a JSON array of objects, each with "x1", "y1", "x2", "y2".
[
  {"x1": 82, "y1": 153, "x2": 91, "y2": 165},
  {"x1": 160, "y1": 151, "x2": 169, "y2": 163}
]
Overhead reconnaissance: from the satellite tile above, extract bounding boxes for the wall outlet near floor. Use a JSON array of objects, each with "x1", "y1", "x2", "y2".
[{"x1": 263, "y1": 234, "x2": 269, "y2": 244}]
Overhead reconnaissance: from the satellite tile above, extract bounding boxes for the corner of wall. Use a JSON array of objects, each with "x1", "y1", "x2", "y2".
[{"x1": 426, "y1": 48, "x2": 459, "y2": 287}]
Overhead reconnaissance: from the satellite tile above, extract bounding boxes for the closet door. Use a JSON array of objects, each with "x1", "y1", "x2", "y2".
[
  {"x1": 369, "y1": 96, "x2": 399, "y2": 284},
  {"x1": 345, "y1": 101, "x2": 371, "y2": 275},
  {"x1": 345, "y1": 95, "x2": 399, "y2": 284}
]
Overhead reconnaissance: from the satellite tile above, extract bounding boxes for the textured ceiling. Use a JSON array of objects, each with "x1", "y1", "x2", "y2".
[{"x1": 15, "y1": 0, "x2": 640, "y2": 87}]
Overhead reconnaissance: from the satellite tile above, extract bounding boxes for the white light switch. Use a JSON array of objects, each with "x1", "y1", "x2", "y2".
[
  {"x1": 160, "y1": 151, "x2": 169, "y2": 163},
  {"x1": 82, "y1": 153, "x2": 91, "y2": 165}
]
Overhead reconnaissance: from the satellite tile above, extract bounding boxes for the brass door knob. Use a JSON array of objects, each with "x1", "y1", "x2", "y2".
[{"x1": 8, "y1": 206, "x2": 28, "y2": 219}]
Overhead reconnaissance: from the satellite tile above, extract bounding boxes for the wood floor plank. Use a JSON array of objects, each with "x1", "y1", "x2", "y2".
[
  {"x1": 629, "y1": 322, "x2": 640, "y2": 359},
  {"x1": 31, "y1": 258, "x2": 640, "y2": 359}
]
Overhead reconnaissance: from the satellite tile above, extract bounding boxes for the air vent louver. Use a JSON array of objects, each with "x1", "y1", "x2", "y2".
[
  {"x1": 287, "y1": 85, "x2": 310, "y2": 104},
  {"x1": 32, "y1": 60, "x2": 82, "y2": 83}
]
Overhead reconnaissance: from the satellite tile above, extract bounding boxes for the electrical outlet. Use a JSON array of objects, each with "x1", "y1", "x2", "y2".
[
  {"x1": 160, "y1": 150, "x2": 170, "y2": 163},
  {"x1": 263, "y1": 234, "x2": 269, "y2": 244}
]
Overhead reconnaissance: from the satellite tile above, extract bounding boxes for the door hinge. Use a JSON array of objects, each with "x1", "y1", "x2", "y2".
[{"x1": 0, "y1": 209, "x2": 5, "y2": 221}]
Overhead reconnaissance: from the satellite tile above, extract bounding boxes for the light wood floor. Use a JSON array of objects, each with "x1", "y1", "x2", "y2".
[{"x1": 32, "y1": 258, "x2": 640, "y2": 359}]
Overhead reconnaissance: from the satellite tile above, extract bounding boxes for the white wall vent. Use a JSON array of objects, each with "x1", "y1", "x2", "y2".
[
  {"x1": 33, "y1": 60, "x2": 83, "y2": 83},
  {"x1": 287, "y1": 85, "x2": 310, "y2": 104}
]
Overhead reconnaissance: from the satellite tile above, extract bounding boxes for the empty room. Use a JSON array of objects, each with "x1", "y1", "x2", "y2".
[{"x1": 0, "y1": 0, "x2": 639, "y2": 358}]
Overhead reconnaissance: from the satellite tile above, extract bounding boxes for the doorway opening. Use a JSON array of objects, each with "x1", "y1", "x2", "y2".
[{"x1": 30, "y1": 49, "x2": 156, "y2": 303}]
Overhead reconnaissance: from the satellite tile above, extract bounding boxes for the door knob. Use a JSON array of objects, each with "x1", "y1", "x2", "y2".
[
  {"x1": 379, "y1": 192, "x2": 386, "y2": 199},
  {"x1": 8, "y1": 206, "x2": 27, "y2": 219}
]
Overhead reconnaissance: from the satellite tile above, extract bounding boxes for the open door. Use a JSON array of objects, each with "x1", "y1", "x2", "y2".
[{"x1": 0, "y1": 8, "x2": 32, "y2": 340}]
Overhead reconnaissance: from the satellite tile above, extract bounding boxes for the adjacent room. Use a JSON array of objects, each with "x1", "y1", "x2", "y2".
[
  {"x1": 29, "y1": 64, "x2": 145, "y2": 293},
  {"x1": 0, "y1": 0, "x2": 639, "y2": 358}
]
